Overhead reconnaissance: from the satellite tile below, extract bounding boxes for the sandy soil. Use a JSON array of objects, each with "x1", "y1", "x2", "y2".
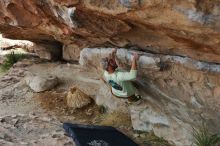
[{"x1": 0, "y1": 71, "x2": 5, "y2": 77}]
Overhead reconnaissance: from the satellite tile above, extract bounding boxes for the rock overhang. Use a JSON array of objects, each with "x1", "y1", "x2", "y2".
[{"x1": 0, "y1": 0, "x2": 220, "y2": 63}]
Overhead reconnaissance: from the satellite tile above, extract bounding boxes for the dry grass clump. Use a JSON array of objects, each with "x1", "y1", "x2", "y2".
[{"x1": 66, "y1": 87, "x2": 92, "y2": 109}]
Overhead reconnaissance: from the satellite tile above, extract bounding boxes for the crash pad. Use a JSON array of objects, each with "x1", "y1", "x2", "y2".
[{"x1": 63, "y1": 123, "x2": 139, "y2": 146}]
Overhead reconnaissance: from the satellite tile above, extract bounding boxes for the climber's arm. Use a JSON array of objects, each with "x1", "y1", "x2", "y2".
[
  {"x1": 108, "y1": 48, "x2": 117, "y2": 62},
  {"x1": 111, "y1": 48, "x2": 117, "y2": 61},
  {"x1": 117, "y1": 53, "x2": 139, "y2": 81},
  {"x1": 131, "y1": 52, "x2": 138, "y2": 70}
]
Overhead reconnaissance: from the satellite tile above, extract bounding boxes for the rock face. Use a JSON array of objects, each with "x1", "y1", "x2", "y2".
[
  {"x1": 80, "y1": 48, "x2": 220, "y2": 146},
  {"x1": 1, "y1": 0, "x2": 220, "y2": 63},
  {"x1": 33, "y1": 42, "x2": 63, "y2": 60},
  {"x1": 95, "y1": 81, "x2": 129, "y2": 113}
]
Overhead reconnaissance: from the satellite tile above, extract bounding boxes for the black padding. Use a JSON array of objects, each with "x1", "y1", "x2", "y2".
[{"x1": 63, "y1": 123, "x2": 139, "y2": 146}]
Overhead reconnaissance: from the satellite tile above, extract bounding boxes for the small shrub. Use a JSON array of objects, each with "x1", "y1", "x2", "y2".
[
  {"x1": 192, "y1": 125, "x2": 220, "y2": 146},
  {"x1": 1, "y1": 51, "x2": 24, "y2": 71}
]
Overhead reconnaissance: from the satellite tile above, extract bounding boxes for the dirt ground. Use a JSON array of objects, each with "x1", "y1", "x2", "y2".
[
  {"x1": 0, "y1": 71, "x2": 4, "y2": 77},
  {"x1": 0, "y1": 56, "x2": 172, "y2": 146}
]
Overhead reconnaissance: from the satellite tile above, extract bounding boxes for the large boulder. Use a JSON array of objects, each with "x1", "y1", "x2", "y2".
[
  {"x1": 79, "y1": 47, "x2": 220, "y2": 146},
  {"x1": 129, "y1": 102, "x2": 169, "y2": 132},
  {"x1": 25, "y1": 73, "x2": 59, "y2": 92},
  {"x1": 129, "y1": 101, "x2": 192, "y2": 146}
]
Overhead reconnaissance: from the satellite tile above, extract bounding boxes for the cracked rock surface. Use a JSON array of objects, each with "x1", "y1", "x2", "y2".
[{"x1": 0, "y1": 114, "x2": 74, "y2": 146}]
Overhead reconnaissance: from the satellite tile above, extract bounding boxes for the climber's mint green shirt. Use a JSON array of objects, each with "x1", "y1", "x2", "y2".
[{"x1": 103, "y1": 69, "x2": 137, "y2": 97}]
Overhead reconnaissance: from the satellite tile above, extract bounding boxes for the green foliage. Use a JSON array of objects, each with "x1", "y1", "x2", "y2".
[
  {"x1": 1, "y1": 51, "x2": 24, "y2": 71},
  {"x1": 192, "y1": 125, "x2": 220, "y2": 146}
]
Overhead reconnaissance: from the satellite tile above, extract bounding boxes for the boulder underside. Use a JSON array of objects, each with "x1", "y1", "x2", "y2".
[{"x1": 1, "y1": 0, "x2": 220, "y2": 63}]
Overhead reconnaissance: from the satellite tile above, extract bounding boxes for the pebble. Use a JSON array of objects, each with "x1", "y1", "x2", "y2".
[
  {"x1": 133, "y1": 134, "x2": 139, "y2": 138},
  {"x1": 18, "y1": 113, "x2": 25, "y2": 117},
  {"x1": 11, "y1": 115, "x2": 17, "y2": 118},
  {"x1": 40, "y1": 133, "x2": 50, "y2": 138},
  {"x1": 40, "y1": 117, "x2": 52, "y2": 122},
  {"x1": 140, "y1": 133, "x2": 146, "y2": 138},
  {"x1": 11, "y1": 119, "x2": 18, "y2": 125},
  {"x1": 85, "y1": 109, "x2": 93, "y2": 116},
  {"x1": 29, "y1": 112, "x2": 38, "y2": 119},
  {"x1": 119, "y1": 126, "x2": 124, "y2": 129},
  {"x1": 19, "y1": 142, "x2": 28, "y2": 145}
]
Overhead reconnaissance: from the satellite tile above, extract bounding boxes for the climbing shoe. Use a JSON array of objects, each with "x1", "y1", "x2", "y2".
[{"x1": 127, "y1": 95, "x2": 142, "y2": 104}]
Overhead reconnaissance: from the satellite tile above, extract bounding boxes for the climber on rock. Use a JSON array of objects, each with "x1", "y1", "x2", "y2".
[{"x1": 101, "y1": 48, "x2": 142, "y2": 103}]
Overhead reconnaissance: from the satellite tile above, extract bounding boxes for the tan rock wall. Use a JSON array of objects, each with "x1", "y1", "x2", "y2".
[{"x1": 1, "y1": 0, "x2": 220, "y2": 63}]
